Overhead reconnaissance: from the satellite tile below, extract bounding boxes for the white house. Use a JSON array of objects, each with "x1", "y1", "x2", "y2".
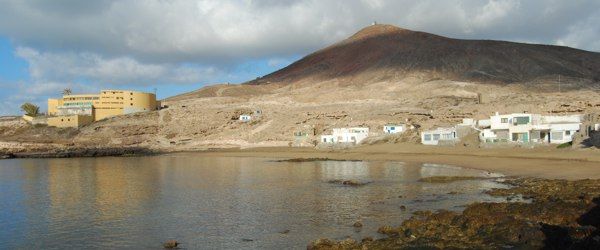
[
  {"x1": 320, "y1": 127, "x2": 370, "y2": 145},
  {"x1": 383, "y1": 124, "x2": 406, "y2": 134},
  {"x1": 239, "y1": 114, "x2": 252, "y2": 122},
  {"x1": 480, "y1": 112, "x2": 582, "y2": 144},
  {"x1": 421, "y1": 127, "x2": 458, "y2": 145}
]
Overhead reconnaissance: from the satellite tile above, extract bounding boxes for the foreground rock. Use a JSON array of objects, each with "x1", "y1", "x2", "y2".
[
  {"x1": 1, "y1": 145, "x2": 158, "y2": 159},
  {"x1": 328, "y1": 179, "x2": 371, "y2": 187},
  {"x1": 163, "y1": 240, "x2": 179, "y2": 249},
  {"x1": 418, "y1": 176, "x2": 492, "y2": 183},
  {"x1": 309, "y1": 178, "x2": 600, "y2": 249},
  {"x1": 275, "y1": 158, "x2": 362, "y2": 162}
]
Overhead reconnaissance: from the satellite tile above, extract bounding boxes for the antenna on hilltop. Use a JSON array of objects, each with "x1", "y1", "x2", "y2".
[{"x1": 372, "y1": 21, "x2": 377, "y2": 26}]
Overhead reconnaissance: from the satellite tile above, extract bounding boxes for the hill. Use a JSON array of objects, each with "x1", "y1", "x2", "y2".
[
  {"x1": 248, "y1": 24, "x2": 600, "y2": 85},
  {"x1": 4, "y1": 24, "x2": 600, "y2": 154}
]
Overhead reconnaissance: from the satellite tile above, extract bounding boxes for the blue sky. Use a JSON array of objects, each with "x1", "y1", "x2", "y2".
[
  {"x1": 0, "y1": 0, "x2": 598, "y2": 116},
  {"x1": 0, "y1": 33, "x2": 299, "y2": 115}
]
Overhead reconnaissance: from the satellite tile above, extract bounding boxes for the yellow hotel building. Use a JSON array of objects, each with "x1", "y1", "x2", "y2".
[{"x1": 47, "y1": 90, "x2": 159, "y2": 128}]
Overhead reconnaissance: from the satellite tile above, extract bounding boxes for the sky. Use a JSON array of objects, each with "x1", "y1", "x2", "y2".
[{"x1": 0, "y1": 0, "x2": 599, "y2": 115}]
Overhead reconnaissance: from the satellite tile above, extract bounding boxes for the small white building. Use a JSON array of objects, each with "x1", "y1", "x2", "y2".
[
  {"x1": 320, "y1": 127, "x2": 370, "y2": 145},
  {"x1": 383, "y1": 124, "x2": 406, "y2": 134},
  {"x1": 421, "y1": 127, "x2": 458, "y2": 145},
  {"x1": 239, "y1": 114, "x2": 252, "y2": 122}
]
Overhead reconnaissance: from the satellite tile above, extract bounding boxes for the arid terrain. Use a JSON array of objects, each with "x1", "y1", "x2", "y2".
[{"x1": 1, "y1": 24, "x2": 599, "y2": 160}]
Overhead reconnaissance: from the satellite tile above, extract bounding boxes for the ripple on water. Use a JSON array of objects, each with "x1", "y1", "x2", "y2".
[{"x1": 0, "y1": 155, "x2": 507, "y2": 249}]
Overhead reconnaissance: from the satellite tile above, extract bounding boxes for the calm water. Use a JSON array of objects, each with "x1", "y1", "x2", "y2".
[{"x1": 0, "y1": 154, "x2": 507, "y2": 249}]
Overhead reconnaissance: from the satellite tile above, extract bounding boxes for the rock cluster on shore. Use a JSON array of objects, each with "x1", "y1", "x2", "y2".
[{"x1": 308, "y1": 178, "x2": 600, "y2": 249}]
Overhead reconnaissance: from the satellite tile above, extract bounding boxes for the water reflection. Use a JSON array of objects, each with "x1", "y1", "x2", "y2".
[{"x1": 0, "y1": 155, "x2": 506, "y2": 249}]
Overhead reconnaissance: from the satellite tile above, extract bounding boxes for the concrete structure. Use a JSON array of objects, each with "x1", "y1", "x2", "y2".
[
  {"x1": 321, "y1": 127, "x2": 369, "y2": 145},
  {"x1": 47, "y1": 90, "x2": 159, "y2": 128},
  {"x1": 22, "y1": 115, "x2": 48, "y2": 125},
  {"x1": 239, "y1": 115, "x2": 252, "y2": 122},
  {"x1": 580, "y1": 113, "x2": 600, "y2": 138},
  {"x1": 383, "y1": 124, "x2": 406, "y2": 134},
  {"x1": 480, "y1": 112, "x2": 582, "y2": 144},
  {"x1": 47, "y1": 115, "x2": 94, "y2": 128},
  {"x1": 421, "y1": 127, "x2": 458, "y2": 145}
]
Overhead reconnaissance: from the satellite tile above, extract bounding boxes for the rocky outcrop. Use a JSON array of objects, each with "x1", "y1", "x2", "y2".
[{"x1": 309, "y1": 178, "x2": 600, "y2": 249}]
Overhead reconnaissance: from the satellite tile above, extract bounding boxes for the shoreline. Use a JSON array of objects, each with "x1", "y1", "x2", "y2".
[
  {"x1": 309, "y1": 177, "x2": 600, "y2": 249},
  {"x1": 2, "y1": 142, "x2": 600, "y2": 180},
  {"x1": 188, "y1": 144, "x2": 600, "y2": 180}
]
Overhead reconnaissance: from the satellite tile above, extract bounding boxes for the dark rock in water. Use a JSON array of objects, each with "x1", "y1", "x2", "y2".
[
  {"x1": 0, "y1": 153, "x2": 15, "y2": 159},
  {"x1": 338, "y1": 237, "x2": 357, "y2": 246},
  {"x1": 399, "y1": 205, "x2": 407, "y2": 211},
  {"x1": 307, "y1": 238, "x2": 335, "y2": 250},
  {"x1": 377, "y1": 225, "x2": 397, "y2": 235},
  {"x1": 361, "y1": 236, "x2": 374, "y2": 243},
  {"x1": 418, "y1": 176, "x2": 490, "y2": 183},
  {"x1": 275, "y1": 158, "x2": 362, "y2": 162},
  {"x1": 353, "y1": 221, "x2": 363, "y2": 228},
  {"x1": 10, "y1": 146, "x2": 158, "y2": 159},
  {"x1": 242, "y1": 238, "x2": 254, "y2": 242},
  {"x1": 328, "y1": 179, "x2": 370, "y2": 186},
  {"x1": 279, "y1": 229, "x2": 290, "y2": 234},
  {"x1": 163, "y1": 240, "x2": 179, "y2": 249}
]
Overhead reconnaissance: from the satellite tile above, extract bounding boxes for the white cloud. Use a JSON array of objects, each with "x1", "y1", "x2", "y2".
[
  {"x1": 15, "y1": 47, "x2": 219, "y2": 86},
  {"x1": 0, "y1": 0, "x2": 597, "y2": 66},
  {"x1": 472, "y1": 0, "x2": 520, "y2": 28}
]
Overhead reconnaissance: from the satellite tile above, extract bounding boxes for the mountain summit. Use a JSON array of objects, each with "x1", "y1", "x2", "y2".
[{"x1": 249, "y1": 24, "x2": 600, "y2": 85}]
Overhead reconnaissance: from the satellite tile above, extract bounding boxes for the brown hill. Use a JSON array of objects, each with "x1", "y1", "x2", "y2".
[{"x1": 248, "y1": 24, "x2": 600, "y2": 85}]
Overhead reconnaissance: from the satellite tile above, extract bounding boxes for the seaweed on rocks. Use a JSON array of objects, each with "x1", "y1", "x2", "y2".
[{"x1": 308, "y1": 178, "x2": 600, "y2": 249}]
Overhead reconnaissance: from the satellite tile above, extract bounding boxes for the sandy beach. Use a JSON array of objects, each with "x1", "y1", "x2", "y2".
[{"x1": 194, "y1": 143, "x2": 600, "y2": 180}]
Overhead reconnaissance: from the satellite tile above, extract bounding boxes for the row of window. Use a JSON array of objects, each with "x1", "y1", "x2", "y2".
[
  {"x1": 500, "y1": 117, "x2": 531, "y2": 125},
  {"x1": 65, "y1": 97, "x2": 99, "y2": 101},
  {"x1": 63, "y1": 102, "x2": 93, "y2": 106},
  {"x1": 423, "y1": 133, "x2": 456, "y2": 141}
]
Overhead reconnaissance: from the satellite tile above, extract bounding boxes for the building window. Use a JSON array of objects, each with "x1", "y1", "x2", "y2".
[
  {"x1": 433, "y1": 134, "x2": 440, "y2": 140},
  {"x1": 514, "y1": 117, "x2": 530, "y2": 125},
  {"x1": 501, "y1": 118, "x2": 508, "y2": 123},
  {"x1": 424, "y1": 134, "x2": 431, "y2": 141},
  {"x1": 565, "y1": 131, "x2": 571, "y2": 136},
  {"x1": 552, "y1": 132, "x2": 563, "y2": 141}
]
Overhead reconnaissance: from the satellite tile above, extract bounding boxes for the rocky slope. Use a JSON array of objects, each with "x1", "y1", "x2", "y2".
[{"x1": 249, "y1": 24, "x2": 600, "y2": 86}]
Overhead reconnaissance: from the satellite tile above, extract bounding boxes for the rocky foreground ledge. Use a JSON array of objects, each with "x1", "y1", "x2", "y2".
[
  {"x1": 308, "y1": 178, "x2": 600, "y2": 249},
  {"x1": 0, "y1": 145, "x2": 158, "y2": 159}
]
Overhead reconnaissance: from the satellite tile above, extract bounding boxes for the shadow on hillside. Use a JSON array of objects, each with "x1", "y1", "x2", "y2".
[{"x1": 581, "y1": 131, "x2": 600, "y2": 149}]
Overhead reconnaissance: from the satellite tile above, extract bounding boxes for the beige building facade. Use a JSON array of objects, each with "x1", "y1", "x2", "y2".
[
  {"x1": 47, "y1": 90, "x2": 159, "y2": 128},
  {"x1": 47, "y1": 115, "x2": 94, "y2": 128}
]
